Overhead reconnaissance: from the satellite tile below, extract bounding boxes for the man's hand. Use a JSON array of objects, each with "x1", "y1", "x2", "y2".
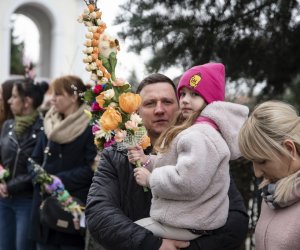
[
  {"x1": 0, "y1": 183, "x2": 8, "y2": 198},
  {"x1": 133, "y1": 167, "x2": 150, "y2": 187},
  {"x1": 159, "y1": 239, "x2": 190, "y2": 250}
]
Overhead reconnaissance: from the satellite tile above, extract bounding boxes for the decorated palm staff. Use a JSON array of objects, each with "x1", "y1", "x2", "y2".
[
  {"x1": 78, "y1": 0, "x2": 151, "y2": 191},
  {"x1": 28, "y1": 157, "x2": 84, "y2": 229}
]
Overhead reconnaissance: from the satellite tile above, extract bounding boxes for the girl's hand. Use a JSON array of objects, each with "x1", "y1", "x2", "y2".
[
  {"x1": 133, "y1": 167, "x2": 151, "y2": 187},
  {"x1": 127, "y1": 145, "x2": 148, "y2": 165},
  {"x1": 159, "y1": 239, "x2": 190, "y2": 250},
  {"x1": 0, "y1": 183, "x2": 8, "y2": 198}
]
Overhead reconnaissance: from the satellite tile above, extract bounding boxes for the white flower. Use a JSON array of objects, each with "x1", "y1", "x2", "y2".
[
  {"x1": 112, "y1": 78, "x2": 127, "y2": 87},
  {"x1": 85, "y1": 32, "x2": 93, "y2": 39},
  {"x1": 90, "y1": 62, "x2": 97, "y2": 70},
  {"x1": 130, "y1": 113, "x2": 143, "y2": 125},
  {"x1": 84, "y1": 8, "x2": 90, "y2": 15},
  {"x1": 100, "y1": 77, "x2": 109, "y2": 84},
  {"x1": 114, "y1": 129, "x2": 127, "y2": 142},
  {"x1": 97, "y1": 19, "x2": 103, "y2": 26},
  {"x1": 83, "y1": 57, "x2": 89, "y2": 63},
  {"x1": 90, "y1": 12, "x2": 98, "y2": 19},
  {"x1": 87, "y1": 80, "x2": 96, "y2": 87},
  {"x1": 90, "y1": 74, "x2": 98, "y2": 81},
  {"x1": 102, "y1": 89, "x2": 115, "y2": 100},
  {"x1": 84, "y1": 39, "x2": 92, "y2": 47},
  {"x1": 98, "y1": 33, "x2": 119, "y2": 58},
  {"x1": 94, "y1": 128, "x2": 112, "y2": 141},
  {"x1": 87, "y1": 47, "x2": 94, "y2": 53},
  {"x1": 86, "y1": 55, "x2": 92, "y2": 63},
  {"x1": 88, "y1": 26, "x2": 98, "y2": 33},
  {"x1": 125, "y1": 120, "x2": 138, "y2": 131},
  {"x1": 85, "y1": 21, "x2": 93, "y2": 27},
  {"x1": 108, "y1": 102, "x2": 118, "y2": 107},
  {"x1": 97, "y1": 20, "x2": 106, "y2": 26},
  {"x1": 85, "y1": 65, "x2": 92, "y2": 72},
  {"x1": 97, "y1": 70, "x2": 103, "y2": 77},
  {"x1": 77, "y1": 16, "x2": 83, "y2": 23}
]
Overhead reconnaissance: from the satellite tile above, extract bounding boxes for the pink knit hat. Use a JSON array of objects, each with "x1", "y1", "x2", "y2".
[{"x1": 177, "y1": 63, "x2": 225, "y2": 104}]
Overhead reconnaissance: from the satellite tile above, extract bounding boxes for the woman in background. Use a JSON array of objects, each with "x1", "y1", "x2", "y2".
[
  {"x1": 0, "y1": 79, "x2": 14, "y2": 131},
  {"x1": 29, "y1": 75, "x2": 97, "y2": 250},
  {"x1": 239, "y1": 100, "x2": 300, "y2": 250},
  {"x1": 0, "y1": 78, "x2": 48, "y2": 250}
]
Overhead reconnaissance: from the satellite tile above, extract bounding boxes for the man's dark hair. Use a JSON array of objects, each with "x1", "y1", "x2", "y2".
[{"x1": 136, "y1": 73, "x2": 176, "y2": 95}]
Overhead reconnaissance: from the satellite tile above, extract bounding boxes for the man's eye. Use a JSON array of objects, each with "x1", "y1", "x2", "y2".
[
  {"x1": 144, "y1": 102, "x2": 155, "y2": 107},
  {"x1": 163, "y1": 100, "x2": 173, "y2": 105}
]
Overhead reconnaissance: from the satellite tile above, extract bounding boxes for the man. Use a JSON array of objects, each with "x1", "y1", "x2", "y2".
[{"x1": 86, "y1": 73, "x2": 249, "y2": 250}]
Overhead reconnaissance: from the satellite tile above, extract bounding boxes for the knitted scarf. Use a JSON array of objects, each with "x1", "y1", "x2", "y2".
[
  {"x1": 44, "y1": 104, "x2": 90, "y2": 144},
  {"x1": 262, "y1": 171, "x2": 300, "y2": 209},
  {"x1": 14, "y1": 110, "x2": 39, "y2": 138}
]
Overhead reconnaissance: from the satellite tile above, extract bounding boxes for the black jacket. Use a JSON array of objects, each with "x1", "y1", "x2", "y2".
[
  {"x1": 29, "y1": 126, "x2": 97, "y2": 246},
  {"x1": 86, "y1": 145, "x2": 249, "y2": 250},
  {"x1": 0, "y1": 117, "x2": 44, "y2": 197}
]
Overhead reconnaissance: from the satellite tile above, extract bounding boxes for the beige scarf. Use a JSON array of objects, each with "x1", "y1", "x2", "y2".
[{"x1": 44, "y1": 104, "x2": 90, "y2": 144}]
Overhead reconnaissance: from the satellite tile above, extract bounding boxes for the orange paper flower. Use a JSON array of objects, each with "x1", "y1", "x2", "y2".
[
  {"x1": 100, "y1": 107, "x2": 122, "y2": 131},
  {"x1": 140, "y1": 135, "x2": 151, "y2": 149},
  {"x1": 96, "y1": 93, "x2": 105, "y2": 108},
  {"x1": 119, "y1": 93, "x2": 141, "y2": 114}
]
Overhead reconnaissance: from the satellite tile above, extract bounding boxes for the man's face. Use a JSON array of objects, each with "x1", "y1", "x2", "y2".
[{"x1": 138, "y1": 82, "x2": 179, "y2": 140}]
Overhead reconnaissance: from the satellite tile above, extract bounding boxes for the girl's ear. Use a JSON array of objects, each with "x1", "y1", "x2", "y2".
[{"x1": 283, "y1": 139, "x2": 298, "y2": 158}]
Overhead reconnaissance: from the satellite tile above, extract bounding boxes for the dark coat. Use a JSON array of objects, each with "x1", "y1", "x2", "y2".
[
  {"x1": 0, "y1": 117, "x2": 44, "y2": 197},
  {"x1": 29, "y1": 125, "x2": 97, "y2": 247},
  {"x1": 86, "y1": 144, "x2": 249, "y2": 250}
]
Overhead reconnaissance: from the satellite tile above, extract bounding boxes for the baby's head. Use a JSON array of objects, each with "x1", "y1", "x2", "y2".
[{"x1": 177, "y1": 63, "x2": 225, "y2": 104}]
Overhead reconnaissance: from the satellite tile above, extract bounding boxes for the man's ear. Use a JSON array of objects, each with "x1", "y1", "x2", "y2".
[{"x1": 283, "y1": 139, "x2": 298, "y2": 158}]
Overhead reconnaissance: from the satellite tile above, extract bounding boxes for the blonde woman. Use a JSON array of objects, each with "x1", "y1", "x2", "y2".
[{"x1": 238, "y1": 100, "x2": 300, "y2": 250}]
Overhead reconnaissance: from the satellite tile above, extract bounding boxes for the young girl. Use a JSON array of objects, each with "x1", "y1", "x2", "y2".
[
  {"x1": 128, "y1": 63, "x2": 249, "y2": 240},
  {"x1": 238, "y1": 100, "x2": 300, "y2": 250}
]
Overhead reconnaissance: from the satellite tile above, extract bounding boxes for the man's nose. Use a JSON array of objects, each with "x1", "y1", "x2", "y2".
[
  {"x1": 154, "y1": 102, "x2": 165, "y2": 114},
  {"x1": 253, "y1": 163, "x2": 263, "y2": 178}
]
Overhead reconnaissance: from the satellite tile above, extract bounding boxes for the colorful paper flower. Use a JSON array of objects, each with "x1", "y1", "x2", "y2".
[
  {"x1": 119, "y1": 93, "x2": 142, "y2": 114},
  {"x1": 79, "y1": 1, "x2": 150, "y2": 153},
  {"x1": 100, "y1": 107, "x2": 122, "y2": 132}
]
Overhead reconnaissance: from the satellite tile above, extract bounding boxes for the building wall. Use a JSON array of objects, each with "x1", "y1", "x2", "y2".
[{"x1": 0, "y1": 0, "x2": 88, "y2": 83}]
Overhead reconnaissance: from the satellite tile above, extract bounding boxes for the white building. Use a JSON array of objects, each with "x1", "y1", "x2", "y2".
[{"x1": 0, "y1": 0, "x2": 88, "y2": 83}]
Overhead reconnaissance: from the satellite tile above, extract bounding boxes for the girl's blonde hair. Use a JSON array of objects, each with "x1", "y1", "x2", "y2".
[
  {"x1": 154, "y1": 110, "x2": 201, "y2": 153},
  {"x1": 238, "y1": 100, "x2": 300, "y2": 201}
]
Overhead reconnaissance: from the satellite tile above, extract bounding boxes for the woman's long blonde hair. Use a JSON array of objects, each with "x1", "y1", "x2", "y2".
[{"x1": 238, "y1": 100, "x2": 300, "y2": 202}]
